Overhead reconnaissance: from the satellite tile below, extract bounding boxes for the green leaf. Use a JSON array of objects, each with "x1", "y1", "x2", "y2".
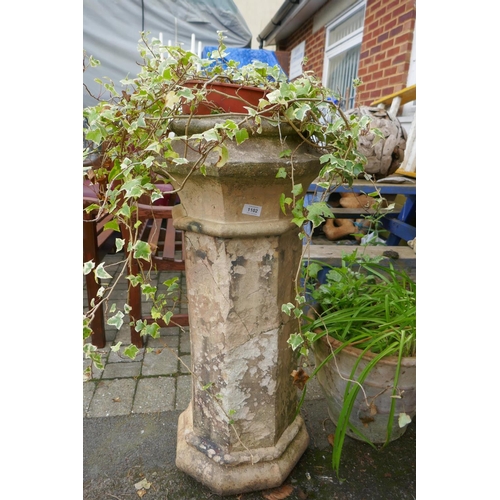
[
  {"x1": 162, "y1": 311, "x2": 173, "y2": 325},
  {"x1": 128, "y1": 274, "x2": 142, "y2": 287},
  {"x1": 111, "y1": 342, "x2": 122, "y2": 352},
  {"x1": 202, "y1": 129, "x2": 220, "y2": 143},
  {"x1": 144, "y1": 323, "x2": 160, "y2": 338},
  {"x1": 287, "y1": 333, "x2": 304, "y2": 351},
  {"x1": 95, "y1": 262, "x2": 112, "y2": 280},
  {"x1": 103, "y1": 220, "x2": 120, "y2": 232},
  {"x1": 235, "y1": 128, "x2": 249, "y2": 145},
  {"x1": 398, "y1": 413, "x2": 412, "y2": 428},
  {"x1": 115, "y1": 238, "x2": 125, "y2": 251},
  {"x1": 281, "y1": 302, "x2": 294, "y2": 315},
  {"x1": 133, "y1": 241, "x2": 151, "y2": 261},
  {"x1": 305, "y1": 262, "x2": 323, "y2": 279},
  {"x1": 215, "y1": 145, "x2": 229, "y2": 168},
  {"x1": 279, "y1": 193, "x2": 292, "y2": 215},
  {"x1": 107, "y1": 311, "x2": 124, "y2": 329},
  {"x1": 123, "y1": 344, "x2": 139, "y2": 359},
  {"x1": 291, "y1": 183, "x2": 303, "y2": 196},
  {"x1": 121, "y1": 179, "x2": 143, "y2": 199},
  {"x1": 83, "y1": 260, "x2": 95, "y2": 275},
  {"x1": 276, "y1": 167, "x2": 287, "y2": 179}
]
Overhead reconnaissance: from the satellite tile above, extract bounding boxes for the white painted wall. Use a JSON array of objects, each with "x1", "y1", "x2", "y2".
[{"x1": 233, "y1": 0, "x2": 285, "y2": 49}]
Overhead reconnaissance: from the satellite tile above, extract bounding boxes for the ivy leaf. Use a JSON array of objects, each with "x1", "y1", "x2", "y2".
[
  {"x1": 162, "y1": 311, "x2": 173, "y2": 325},
  {"x1": 235, "y1": 128, "x2": 249, "y2": 145},
  {"x1": 276, "y1": 167, "x2": 287, "y2": 179},
  {"x1": 95, "y1": 262, "x2": 112, "y2": 280},
  {"x1": 305, "y1": 262, "x2": 323, "y2": 279},
  {"x1": 306, "y1": 201, "x2": 334, "y2": 228},
  {"x1": 398, "y1": 413, "x2": 412, "y2": 428},
  {"x1": 83, "y1": 260, "x2": 95, "y2": 275},
  {"x1": 133, "y1": 241, "x2": 151, "y2": 261},
  {"x1": 121, "y1": 179, "x2": 143, "y2": 199},
  {"x1": 291, "y1": 183, "x2": 303, "y2": 196},
  {"x1": 110, "y1": 342, "x2": 122, "y2": 352},
  {"x1": 107, "y1": 311, "x2": 124, "y2": 329},
  {"x1": 83, "y1": 317, "x2": 93, "y2": 339},
  {"x1": 144, "y1": 323, "x2": 161, "y2": 338},
  {"x1": 103, "y1": 219, "x2": 120, "y2": 232},
  {"x1": 294, "y1": 103, "x2": 311, "y2": 121},
  {"x1": 128, "y1": 274, "x2": 142, "y2": 287},
  {"x1": 287, "y1": 333, "x2": 304, "y2": 351},
  {"x1": 202, "y1": 129, "x2": 220, "y2": 143},
  {"x1": 123, "y1": 344, "x2": 139, "y2": 360},
  {"x1": 215, "y1": 145, "x2": 229, "y2": 168},
  {"x1": 117, "y1": 204, "x2": 131, "y2": 218},
  {"x1": 115, "y1": 238, "x2": 125, "y2": 251},
  {"x1": 281, "y1": 302, "x2": 294, "y2": 315},
  {"x1": 279, "y1": 193, "x2": 292, "y2": 215}
]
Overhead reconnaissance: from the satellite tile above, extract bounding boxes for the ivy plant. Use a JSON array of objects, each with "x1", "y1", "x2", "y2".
[{"x1": 83, "y1": 31, "x2": 383, "y2": 372}]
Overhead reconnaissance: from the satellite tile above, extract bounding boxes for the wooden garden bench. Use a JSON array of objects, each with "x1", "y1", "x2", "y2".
[
  {"x1": 83, "y1": 181, "x2": 117, "y2": 348},
  {"x1": 84, "y1": 180, "x2": 188, "y2": 348},
  {"x1": 122, "y1": 202, "x2": 189, "y2": 348}
]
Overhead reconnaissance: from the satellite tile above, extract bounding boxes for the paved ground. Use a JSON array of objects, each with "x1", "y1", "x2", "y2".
[{"x1": 83, "y1": 252, "x2": 416, "y2": 499}]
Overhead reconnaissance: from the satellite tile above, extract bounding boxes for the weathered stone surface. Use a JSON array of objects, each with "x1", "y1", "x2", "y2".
[
  {"x1": 348, "y1": 106, "x2": 407, "y2": 178},
  {"x1": 176, "y1": 403, "x2": 310, "y2": 496},
  {"x1": 183, "y1": 229, "x2": 301, "y2": 452},
  {"x1": 169, "y1": 115, "x2": 321, "y2": 494}
]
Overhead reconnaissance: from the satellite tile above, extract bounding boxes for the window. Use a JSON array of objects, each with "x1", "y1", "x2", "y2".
[{"x1": 323, "y1": 2, "x2": 366, "y2": 110}]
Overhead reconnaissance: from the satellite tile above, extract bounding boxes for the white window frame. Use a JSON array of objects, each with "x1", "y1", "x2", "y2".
[{"x1": 322, "y1": 1, "x2": 366, "y2": 108}]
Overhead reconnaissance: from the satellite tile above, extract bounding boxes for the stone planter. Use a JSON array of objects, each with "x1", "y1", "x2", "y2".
[
  {"x1": 168, "y1": 115, "x2": 321, "y2": 495},
  {"x1": 313, "y1": 335, "x2": 416, "y2": 444}
]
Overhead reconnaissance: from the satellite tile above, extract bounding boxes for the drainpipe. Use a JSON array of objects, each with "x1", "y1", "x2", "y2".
[{"x1": 257, "y1": 0, "x2": 300, "y2": 48}]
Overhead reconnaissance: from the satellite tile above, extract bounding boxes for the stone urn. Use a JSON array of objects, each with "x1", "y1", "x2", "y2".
[
  {"x1": 168, "y1": 114, "x2": 321, "y2": 495},
  {"x1": 347, "y1": 106, "x2": 407, "y2": 178}
]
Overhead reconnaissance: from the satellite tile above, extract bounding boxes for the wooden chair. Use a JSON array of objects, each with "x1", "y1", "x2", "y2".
[
  {"x1": 83, "y1": 180, "x2": 117, "y2": 348},
  {"x1": 122, "y1": 201, "x2": 189, "y2": 348}
]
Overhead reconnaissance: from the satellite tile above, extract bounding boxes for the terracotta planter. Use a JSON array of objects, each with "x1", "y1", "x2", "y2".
[
  {"x1": 181, "y1": 80, "x2": 268, "y2": 115},
  {"x1": 313, "y1": 335, "x2": 416, "y2": 444},
  {"x1": 167, "y1": 114, "x2": 321, "y2": 495}
]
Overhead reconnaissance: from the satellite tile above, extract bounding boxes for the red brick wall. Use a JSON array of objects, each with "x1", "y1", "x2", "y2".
[
  {"x1": 277, "y1": 19, "x2": 326, "y2": 80},
  {"x1": 275, "y1": 0, "x2": 416, "y2": 106},
  {"x1": 356, "y1": 0, "x2": 416, "y2": 105}
]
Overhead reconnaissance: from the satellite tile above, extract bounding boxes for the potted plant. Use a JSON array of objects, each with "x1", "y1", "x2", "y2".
[
  {"x1": 83, "y1": 31, "x2": 380, "y2": 494},
  {"x1": 83, "y1": 29, "x2": 371, "y2": 362},
  {"x1": 290, "y1": 249, "x2": 416, "y2": 477}
]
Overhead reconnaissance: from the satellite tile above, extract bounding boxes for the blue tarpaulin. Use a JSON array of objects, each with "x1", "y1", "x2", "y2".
[{"x1": 202, "y1": 47, "x2": 286, "y2": 76}]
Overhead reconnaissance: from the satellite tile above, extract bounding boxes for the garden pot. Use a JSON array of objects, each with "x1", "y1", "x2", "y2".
[
  {"x1": 313, "y1": 335, "x2": 416, "y2": 444},
  {"x1": 182, "y1": 80, "x2": 268, "y2": 115},
  {"x1": 167, "y1": 114, "x2": 321, "y2": 495}
]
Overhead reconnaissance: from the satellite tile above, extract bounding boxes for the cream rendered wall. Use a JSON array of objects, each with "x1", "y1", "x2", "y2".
[{"x1": 233, "y1": 0, "x2": 285, "y2": 49}]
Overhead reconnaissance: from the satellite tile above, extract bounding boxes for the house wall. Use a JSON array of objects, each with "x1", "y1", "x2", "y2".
[
  {"x1": 277, "y1": 17, "x2": 325, "y2": 80},
  {"x1": 356, "y1": 0, "x2": 416, "y2": 105},
  {"x1": 234, "y1": 0, "x2": 285, "y2": 49},
  {"x1": 275, "y1": 0, "x2": 416, "y2": 107}
]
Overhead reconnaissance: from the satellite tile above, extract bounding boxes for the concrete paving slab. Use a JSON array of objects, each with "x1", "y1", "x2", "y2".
[
  {"x1": 133, "y1": 377, "x2": 176, "y2": 413},
  {"x1": 87, "y1": 379, "x2": 136, "y2": 417},
  {"x1": 102, "y1": 361, "x2": 141, "y2": 379},
  {"x1": 175, "y1": 375, "x2": 192, "y2": 411},
  {"x1": 142, "y1": 346, "x2": 178, "y2": 376},
  {"x1": 83, "y1": 381, "x2": 96, "y2": 417}
]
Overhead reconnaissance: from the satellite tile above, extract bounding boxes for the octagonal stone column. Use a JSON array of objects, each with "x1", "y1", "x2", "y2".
[{"x1": 169, "y1": 115, "x2": 321, "y2": 496}]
